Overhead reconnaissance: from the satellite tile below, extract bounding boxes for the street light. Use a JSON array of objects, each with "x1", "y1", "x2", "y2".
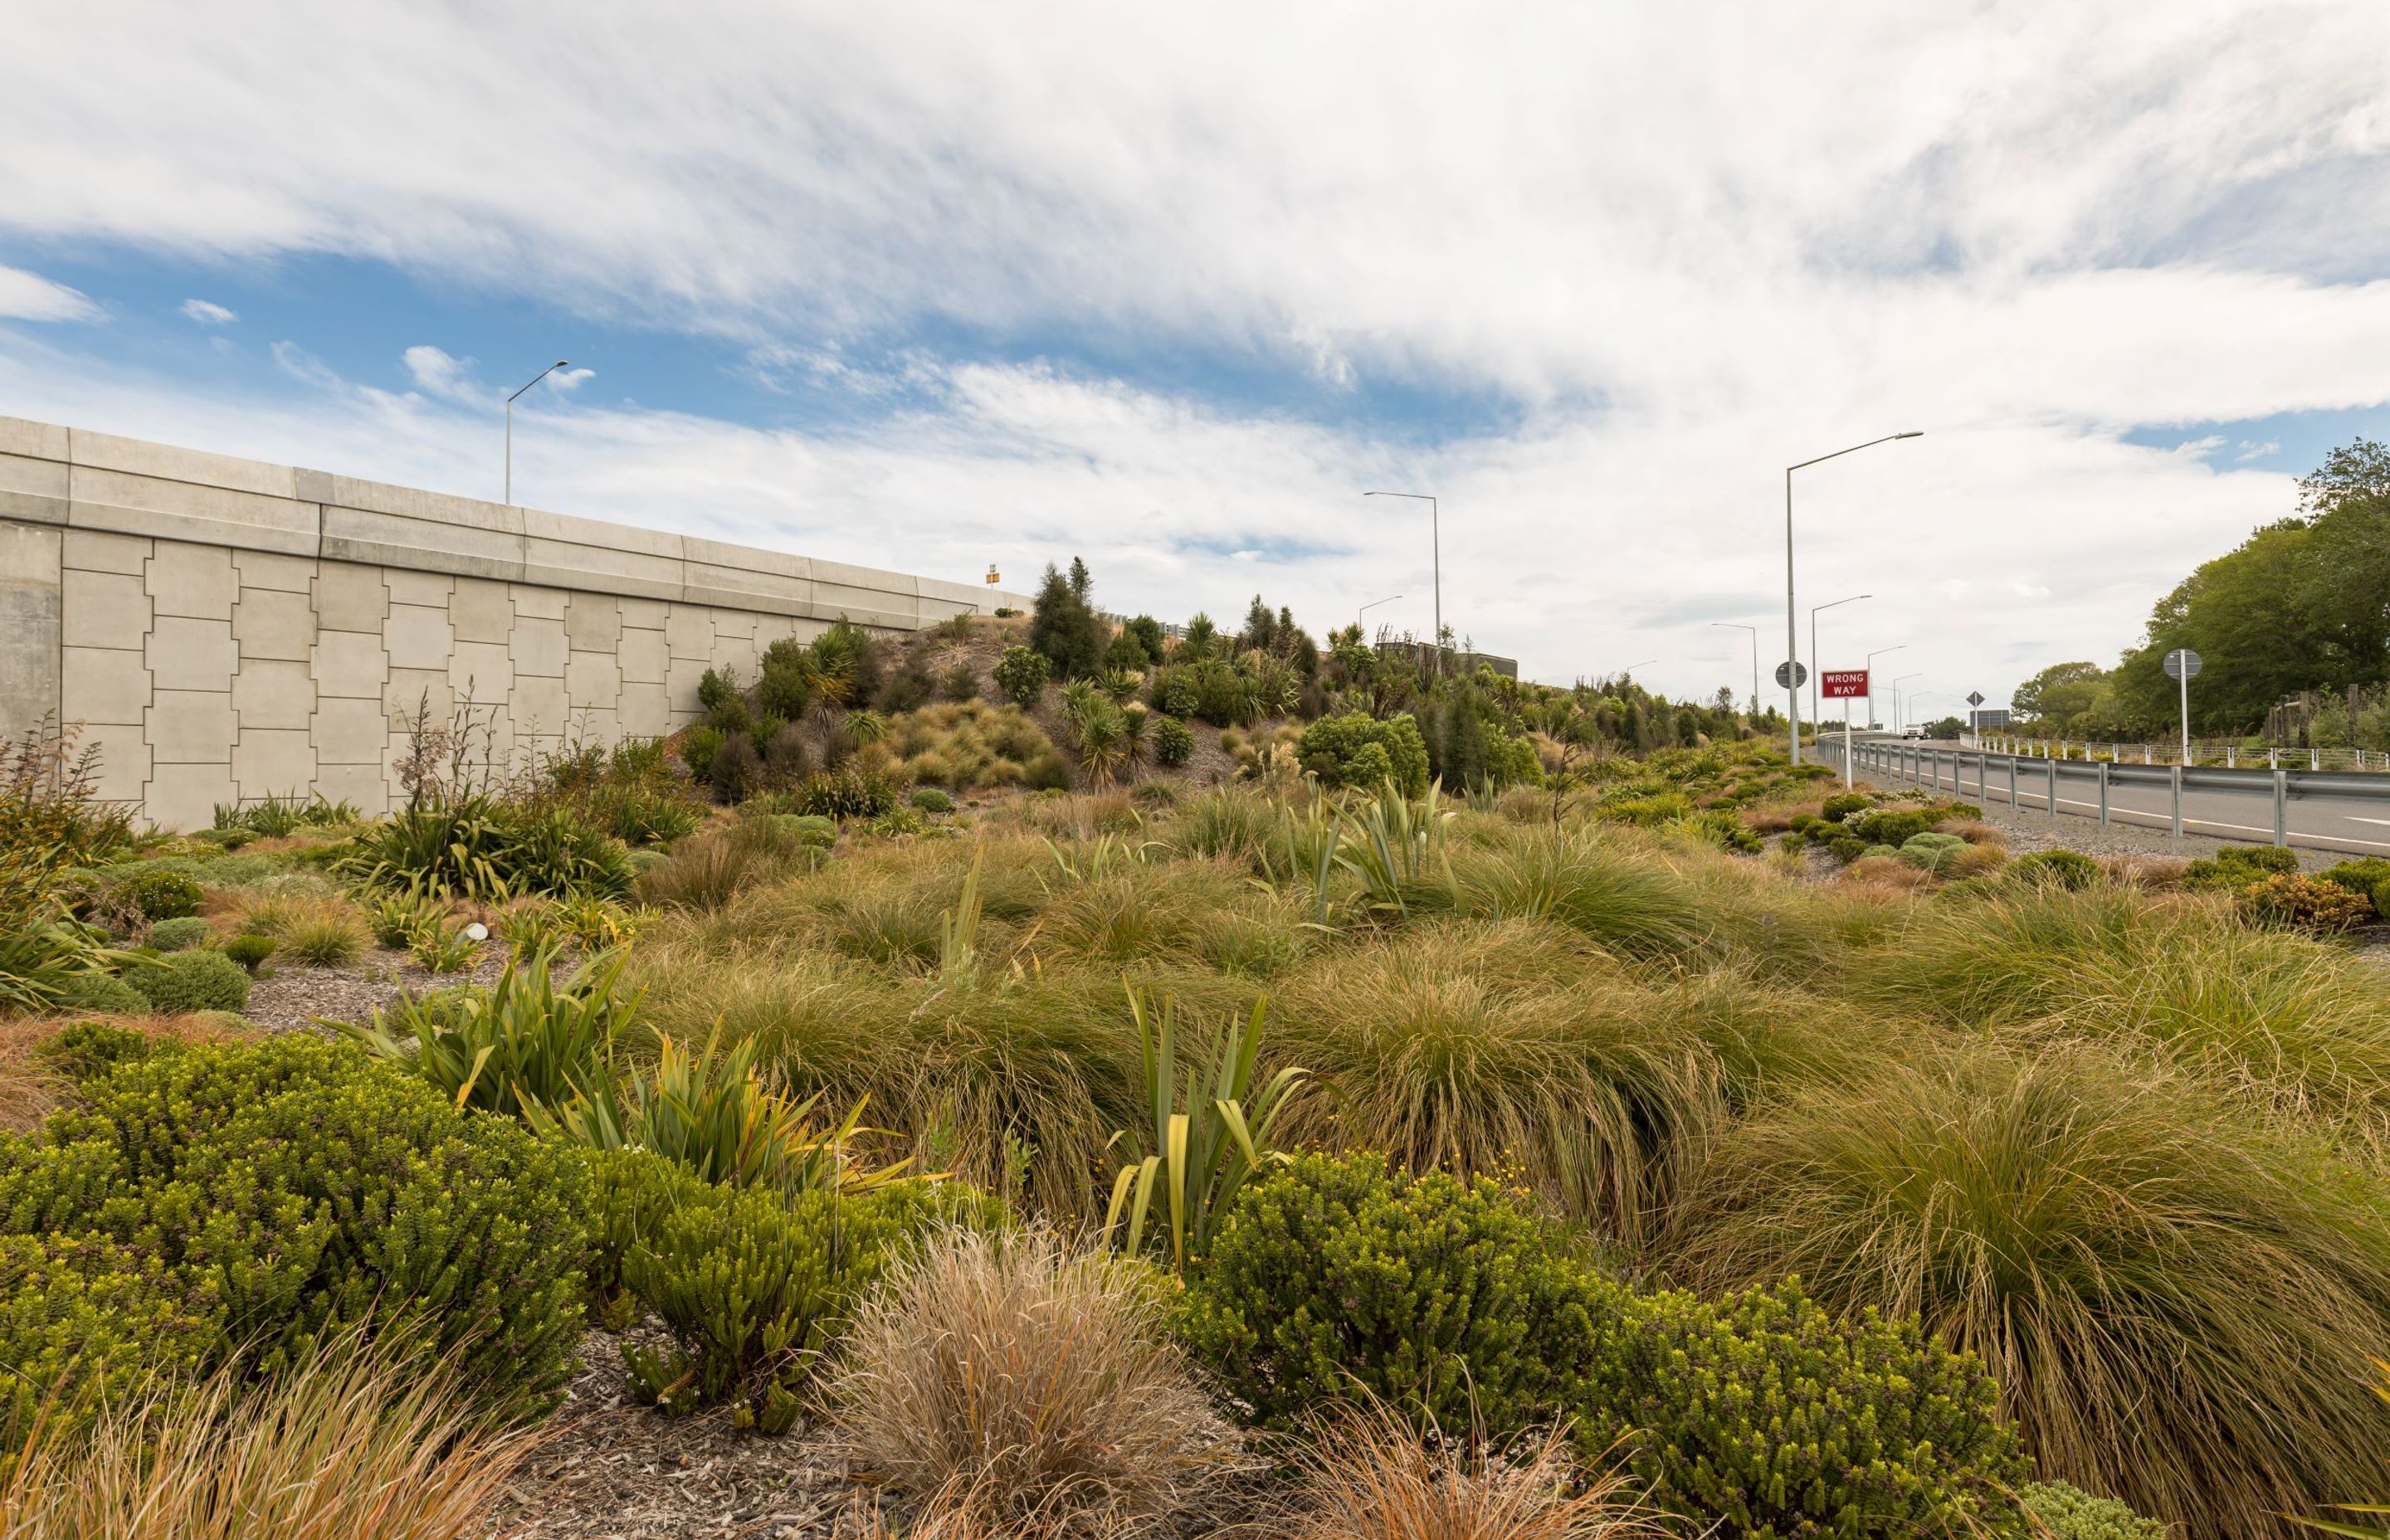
[
  {"x1": 1809, "y1": 593, "x2": 1870, "y2": 729},
  {"x1": 1711, "y1": 622, "x2": 1758, "y2": 715},
  {"x1": 1865, "y1": 645, "x2": 1906, "y2": 730},
  {"x1": 1358, "y1": 593, "x2": 1404, "y2": 633},
  {"x1": 1622, "y1": 658, "x2": 1659, "y2": 684},
  {"x1": 1783, "y1": 432, "x2": 1920, "y2": 765},
  {"x1": 505, "y1": 360, "x2": 572, "y2": 506},
  {"x1": 1890, "y1": 671, "x2": 1923, "y2": 732},
  {"x1": 1364, "y1": 492, "x2": 1440, "y2": 674},
  {"x1": 1907, "y1": 690, "x2": 1937, "y2": 734}
]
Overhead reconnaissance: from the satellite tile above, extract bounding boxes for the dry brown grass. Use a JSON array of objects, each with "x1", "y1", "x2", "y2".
[
  {"x1": 2109, "y1": 853, "x2": 2192, "y2": 888},
  {"x1": 1281, "y1": 1399, "x2": 1661, "y2": 1540},
  {"x1": 1934, "y1": 817, "x2": 2006, "y2": 845},
  {"x1": 0, "y1": 1013, "x2": 243, "y2": 1133},
  {"x1": 822, "y1": 1226, "x2": 1232, "y2": 1536},
  {"x1": 1840, "y1": 855, "x2": 1933, "y2": 891},
  {"x1": 0, "y1": 1339, "x2": 543, "y2": 1540},
  {"x1": 1743, "y1": 797, "x2": 1827, "y2": 835}
]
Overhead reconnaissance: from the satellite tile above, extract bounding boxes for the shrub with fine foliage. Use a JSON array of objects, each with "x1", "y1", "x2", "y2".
[
  {"x1": 1666, "y1": 1041, "x2": 2390, "y2": 1540},
  {"x1": 1297, "y1": 712, "x2": 1432, "y2": 796},
  {"x1": 1177, "y1": 1151, "x2": 1620, "y2": 1436},
  {"x1": 123, "y1": 948, "x2": 251, "y2": 1014},
  {"x1": 1578, "y1": 1278, "x2": 2026, "y2": 1539},
  {"x1": 0, "y1": 1034, "x2": 586, "y2": 1435}
]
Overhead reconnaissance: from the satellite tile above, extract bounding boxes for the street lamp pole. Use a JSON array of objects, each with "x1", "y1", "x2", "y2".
[
  {"x1": 505, "y1": 359, "x2": 572, "y2": 506},
  {"x1": 1358, "y1": 594, "x2": 1403, "y2": 634},
  {"x1": 1809, "y1": 593, "x2": 1870, "y2": 729},
  {"x1": 1711, "y1": 622, "x2": 1758, "y2": 716},
  {"x1": 1890, "y1": 671, "x2": 1923, "y2": 733},
  {"x1": 1865, "y1": 645, "x2": 1906, "y2": 731},
  {"x1": 1364, "y1": 492, "x2": 1440, "y2": 675},
  {"x1": 1783, "y1": 432, "x2": 1919, "y2": 765}
]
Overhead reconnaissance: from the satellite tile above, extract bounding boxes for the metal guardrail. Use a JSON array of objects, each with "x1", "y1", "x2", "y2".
[
  {"x1": 1822, "y1": 735, "x2": 2390, "y2": 854},
  {"x1": 1977, "y1": 736, "x2": 2390, "y2": 772}
]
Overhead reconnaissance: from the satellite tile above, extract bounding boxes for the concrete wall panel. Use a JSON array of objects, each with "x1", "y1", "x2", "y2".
[{"x1": 2, "y1": 415, "x2": 1032, "y2": 826}]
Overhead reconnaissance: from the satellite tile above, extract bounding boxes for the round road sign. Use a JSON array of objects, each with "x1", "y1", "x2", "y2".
[
  {"x1": 1774, "y1": 660, "x2": 1807, "y2": 690},
  {"x1": 2163, "y1": 648, "x2": 2203, "y2": 680}
]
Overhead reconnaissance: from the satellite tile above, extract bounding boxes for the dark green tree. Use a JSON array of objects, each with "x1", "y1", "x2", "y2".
[{"x1": 1029, "y1": 560, "x2": 1106, "y2": 678}]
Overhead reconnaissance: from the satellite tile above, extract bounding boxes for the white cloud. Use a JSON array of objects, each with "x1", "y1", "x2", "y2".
[
  {"x1": 0, "y1": 2, "x2": 2385, "y2": 701},
  {"x1": 0, "y1": 266, "x2": 100, "y2": 323},
  {"x1": 178, "y1": 298, "x2": 237, "y2": 325}
]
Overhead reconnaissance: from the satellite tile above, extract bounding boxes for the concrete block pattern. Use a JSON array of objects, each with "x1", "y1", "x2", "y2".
[
  {"x1": 148, "y1": 543, "x2": 237, "y2": 620},
  {"x1": 61, "y1": 644, "x2": 149, "y2": 725},
  {"x1": 511, "y1": 615, "x2": 568, "y2": 678},
  {"x1": 146, "y1": 616, "x2": 237, "y2": 693},
  {"x1": 315, "y1": 563, "x2": 389, "y2": 631},
  {"x1": 61, "y1": 568, "x2": 149, "y2": 649},
  {"x1": 235, "y1": 549, "x2": 316, "y2": 593},
  {"x1": 61, "y1": 529, "x2": 149, "y2": 575},
  {"x1": 2, "y1": 415, "x2": 1034, "y2": 826},
  {"x1": 147, "y1": 690, "x2": 236, "y2": 764},
  {"x1": 449, "y1": 577, "x2": 512, "y2": 644},
  {"x1": 232, "y1": 587, "x2": 315, "y2": 660},
  {"x1": 146, "y1": 762, "x2": 237, "y2": 831},
  {"x1": 232, "y1": 658, "x2": 315, "y2": 730},
  {"x1": 314, "y1": 630, "x2": 388, "y2": 700},
  {"x1": 383, "y1": 603, "x2": 454, "y2": 670},
  {"x1": 234, "y1": 728, "x2": 316, "y2": 795}
]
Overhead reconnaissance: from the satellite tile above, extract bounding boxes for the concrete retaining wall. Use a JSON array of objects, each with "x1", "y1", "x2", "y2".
[{"x1": 0, "y1": 416, "x2": 1032, "y2": 829}]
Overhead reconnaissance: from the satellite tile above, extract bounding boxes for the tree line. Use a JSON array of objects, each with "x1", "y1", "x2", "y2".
[{"x1": 2010, "y1": 438, "x2": 2390, "y2": 743}]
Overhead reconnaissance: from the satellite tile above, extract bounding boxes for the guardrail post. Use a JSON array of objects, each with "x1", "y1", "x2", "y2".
[
  {"x1": 2268, "y1": 748, "x2": 2279, "y2": 771},
  {"x1": 2273, "y1": 769, "x2": 2289, "y2": 846},
  {"x1": 2312, "y1": 748, "x2": 2320, "y2": 771},
  {"x1": 2169, "y1": 764, "x2": 2183, "y2": 836},
  {"x1": 2046, "y1": 758, "x2": 2057, "y2": 817},
  {"x1": 2007, "y1": 753, "x2": 2017, "y2": 811},
  {"x1": 2227, "y1": 748, "x2": 2236, "y2": 768},
  {"x1": 2096, "y1": 760, "x2": 2110, "y2": 826}
]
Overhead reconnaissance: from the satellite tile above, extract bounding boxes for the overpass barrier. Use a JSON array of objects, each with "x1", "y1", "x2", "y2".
[{"x1": 1822, "y1": 736, "x2": 2390, "y2": 854}]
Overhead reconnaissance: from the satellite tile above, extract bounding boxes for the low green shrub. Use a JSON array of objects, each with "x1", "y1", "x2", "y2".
[
  {"x1": 2183, "y1": 843, "x2": 2300, "y2": 891},
  {"x1": 124, "y1": 948, "x2": 251, "y2": 1014},
  {"x1": 284, "y1": 914, "x2": 366, "y2": 967},
  {"x1": 2319, "y1": 857, "x2": 2390, "y2": 915},
  {"x1": 33, "y1": 1020, "x2": 159, "y2": 1082},
  {"x1": 144, "y1": 916, "x2": 212, "y2": 952},
  {"x1": 910, "y1": 787, "x2": 956, "y2": 814},
  {"x1": 1900, "y1": 831, "x2": 1969, "y2": 873},
  {"x1": 993, "y1": 646, "x2": 1051, "y2": 707},
  {"x1": 110, "y1": 865, "x2": 203, "y2": 923},
  {"x1": 0, "y1": 1035, "x2": 586, "y2": 1436},
  {"x1": 1820, "y1": 792, "x2": 1871, "y2": 821},
  {"x1": 1578, "y1": 1278, "x2": 2027, "y2": 1540},
  {"x1": 620, "y1": 1177, "x2": 993, "y2": 1430},
  {"x1": 1826, "y1": 833, "x2": 1866, "y2": 865},
  {"x1": 1153, "y1": 714, "x2": 1195, "y2": 768},
  {"x1": 49, "y1": 969, "x2": 149, "y2": 1016},
  {"x1": 2010, "y1": 848, "x2": 2101, "y2": 890},
  {"x1": 1176, "y1": 1152, "x2": 1620, "y2": 1437},
  {"x1": 222, "y1": 933, "x2": 277, "y2": 974},
  {"x1": 1859, "y1": 842, "x2": 1900, "y2": 862},
  {"x1": 2017, "y1": 1481, "x2": 2166, "y2": 1540},
  {"x1": 1845, "y1": 808, "x2": 1935, "y2": 846},
  {"x1": 1296, "y1": 713, "x2": 1432, "y2": 797}
]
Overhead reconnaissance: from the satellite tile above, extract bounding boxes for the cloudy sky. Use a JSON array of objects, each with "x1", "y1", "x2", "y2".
[{"x1": 6, "y1": 3, "x2": 2389, "y2": 713}]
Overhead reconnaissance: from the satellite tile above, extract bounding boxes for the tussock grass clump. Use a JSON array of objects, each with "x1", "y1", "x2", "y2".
[
  {"x1": 825, "y1": 1227, "x2": 1229, "y2": 1534},
  {"x1": 876, "y1": 700, "x2": 1059, "y2": 791},
  {"x1": 1282, "y1": 1399, "x2": 1658, "y2": 1540},
  {"x1": 0, "y1": 1340, "x2": 543, "y2": 1540},
  {"x1": 1279, "y1": 920, "x2": 1714, "y2": 1238},
  {"x1": 1667, "y1": 1040, "x2": 2390, "y2": 1540}
]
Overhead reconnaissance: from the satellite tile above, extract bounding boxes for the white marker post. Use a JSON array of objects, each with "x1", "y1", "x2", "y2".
[
  {"x1": 1821, "y1": 669, "x2": 1870, "y2": 788},
  {"x1": 2163, "y1": 648, "x2": 2202, "y2": 768}
]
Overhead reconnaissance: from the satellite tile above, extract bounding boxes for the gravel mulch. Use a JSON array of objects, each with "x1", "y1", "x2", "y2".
[
  {"x1": 241, "y1": 942, "x2": 514, "y2": 1032},
  {"x1": 486, "y1": 1329, "x2": 873, "y2": 1540}
]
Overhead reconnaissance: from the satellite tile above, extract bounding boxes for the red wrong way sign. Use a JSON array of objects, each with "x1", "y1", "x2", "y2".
[{"x1": 1822, "y1": 670, "x2": 1869, "y2": 699}]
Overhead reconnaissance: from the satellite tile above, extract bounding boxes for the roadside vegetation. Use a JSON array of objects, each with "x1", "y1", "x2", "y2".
[{"x1": 5, "y1": 561, "x2": 2389, "y2": 1538}]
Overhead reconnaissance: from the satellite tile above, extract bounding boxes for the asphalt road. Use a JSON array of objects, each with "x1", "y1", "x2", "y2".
[{"x1": 1853, "y1": 746, "x2": 2390, "y2": 858}]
